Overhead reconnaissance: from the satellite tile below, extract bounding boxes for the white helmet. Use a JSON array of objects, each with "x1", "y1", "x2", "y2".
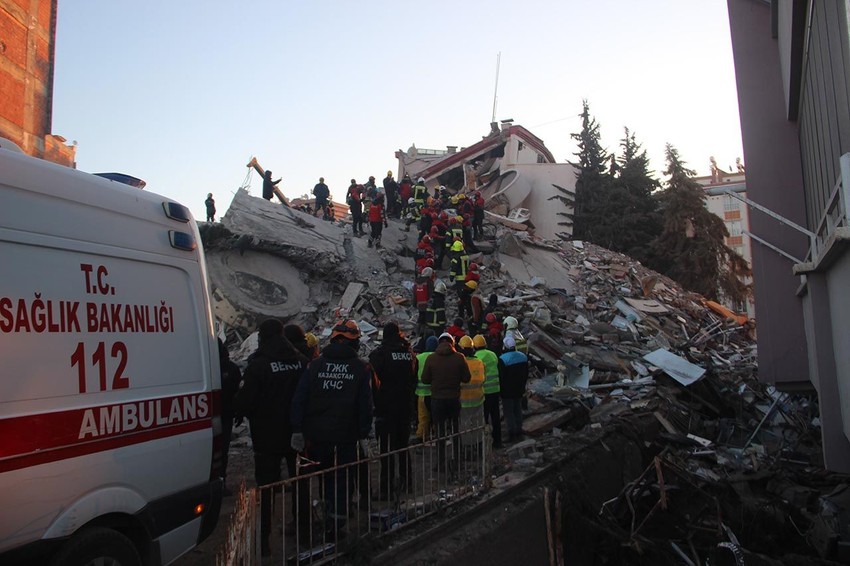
[
  {"x1": 417, "y1": 177, "x2": 425, "y2": 183},
  {"x1": 503, "y1": 316, "x2": 518, "y2": 330},
  {"x1": 434, "y1": 280, "x2": 447, "y2": 294},
  {"x1": 439, "y1": 185, "x2": 446, "y2": 191},
  {"x1": 408, "y1": 197, "x2": 416, "y2": 204},
  {"x1": 421, "y1": 267, "x2": 434, "y2": 278}
]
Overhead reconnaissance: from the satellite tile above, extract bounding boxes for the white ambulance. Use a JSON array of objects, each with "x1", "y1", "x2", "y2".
[{"x1": 0, "y1": 138, "x2": 224, "y2": 565}]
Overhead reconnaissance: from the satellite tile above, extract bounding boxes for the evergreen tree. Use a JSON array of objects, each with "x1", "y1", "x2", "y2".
[
  {"x1": 610, "y1": 128, "x2": 662, "y2": 262},
  {"x1": 564, "y1": 100, "x2": 611, "y2": 243},
  {"x1": 647, "y1": 144, "x2": 751, "y2": 303}
]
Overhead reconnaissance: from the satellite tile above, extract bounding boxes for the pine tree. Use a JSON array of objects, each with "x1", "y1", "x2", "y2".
[
  {"x1": 610, "y1": 128, "x2": 662, "y2": 262},
  {"x1": 648, "y1": 144, "x2": 751, "y2": 303},
  {"x1": 566, "y1": 100, "x2": 611, "y2": 243}
]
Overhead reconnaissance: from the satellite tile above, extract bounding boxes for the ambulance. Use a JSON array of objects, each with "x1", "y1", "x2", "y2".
[{"x1": 0, "y1": 138, "x2": 224, "y2": 565}]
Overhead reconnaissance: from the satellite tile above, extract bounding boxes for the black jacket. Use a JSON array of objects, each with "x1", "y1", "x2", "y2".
[
  {"x1": 498, "y1": 350, "x2": 529, "y2": 399},
  {"x1": 313, "y1": 183, "x2": 330, "y2": 200},
  {"x1": 369, "y1": 339, "x2": 416, "y2": 419},
  {"x1": 291, "y1": 342, "x2": 374, "y2": 444},
  {"x1": 234, "y1": 337, "x2": 308, "y2": 453}
]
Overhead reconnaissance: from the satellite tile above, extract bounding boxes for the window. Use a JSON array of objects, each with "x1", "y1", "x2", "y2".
[
  {"x1": 724, "y1": 195, "x2": 740, "y2": 211},
  {"x1": 728, "y1": 220, "x2": 742, "y2": 236}
]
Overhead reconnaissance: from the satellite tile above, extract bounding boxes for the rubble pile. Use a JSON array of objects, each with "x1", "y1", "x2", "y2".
[{"x1": 202, "y1": 191, "x2": 850, "y2": 564}]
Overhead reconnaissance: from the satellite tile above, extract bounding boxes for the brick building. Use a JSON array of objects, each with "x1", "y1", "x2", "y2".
[{"x1": 1, "y1": 0, "x2": 74, "y2": 166}]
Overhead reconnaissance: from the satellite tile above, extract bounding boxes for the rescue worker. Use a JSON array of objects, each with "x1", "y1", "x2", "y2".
[
  {"x1": 472, "y1": 191, "x2": 485, "y2": 240},
  {"x1": 383, "y1": 170, "x2": 400, "y2": 218},
  {"x1": 205, "y1": 193, "x2": 216, "y2": 222},
  {"x1": 421, "y1": 333, "x2": 471, "y2": 471},
  {"x1": 284, "y1": 323, "x2": 314, "y2": 361},
  {"x1": 347, "y1": 180, "x2": 365, "y2": 236},
  {"x1": 503, "y1": 316, "x2": 528, "y2": 354},
  {"x1": 367, "y1": 195, "x2": 388, "y2": 248},
  {"x1": 457, "y1": 335, "x2": 486, "y2": 457},
  {"x1": 426, "y1": 279, "x2": 448, "y2": 334},
  {"x1": 473, "y1": 335, "x2": 502, "y2": 448},
  {"x1": 446, "y1": 216, "x2": 464, "y2": 252},
  {"x1": 485, "y1": 312, "x2": 504, "y2": 354},
  {"x1": 449, "y1": 240, "x2": 469, "y2": 293},
  {"x1": 369, "y1": 322, "x2": 416, "y2": 499},
  {"x1": 290, "y1": 319, "x2": 375, "y2": 538},
  {"x1": 218, "y1": 339, "x2": 241, "y2": 493},
  {"x1": 465, "y1": 262, "x2": 481, "y2": 285},
  {"x1": 234, "y1": 318, "x2": 309, "y2": 556},
  {"x1": 404, "y1": 197, "x2": 420, "y2": 232},
  {"x1": 399, "y1": 174, "x2": 413, "y2": 207},
  {"x1": 412, "y1": 177, "x2": 428, "y2": 209},
  {"x1": 418, "y1": 205, "x2": 433, "y2": 241},
  {"x1": 415, "y1": 234, "x2": 433, "y2": 263},
  {"x1": 313, "y1": 177, "x2": 330, "y2": 218},
  {"x1": 458, "y1": 280, "x2": 477, "y2": 320},
  {"x1": 498, "y1": 335, "x2": 529, "y2": 442},
  {"x1": 415, "y1": 254, "x2": 435, "y2": 277},
  {"x1": 414, "y1": 266, "x2": 434, "y2": 335},
  {"x1": 415, "y1": 335, "x2": 438, "y2": 442},
  {"x1": 262, "y1": 170, "x2": 281, "y2": 201},
  {"x1": 446, "y1": 317, "x2": 466, "y2": 342}
]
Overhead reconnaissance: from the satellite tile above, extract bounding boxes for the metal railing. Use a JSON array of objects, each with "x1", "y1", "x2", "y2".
[{"x1": 216, "y1": 422, "x2": 491, "y2": 565}]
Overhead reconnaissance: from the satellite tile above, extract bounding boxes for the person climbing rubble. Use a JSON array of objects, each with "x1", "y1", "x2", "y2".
[
  {"x1": 414, "y1": 266, "x2": 434, "y2": 335},
  {"x1": 414, "y1": 335, "x2": 438, "y2": 443},
  {"x1": 472, "y1": 191, "x2": 485, "y2": 240},
  {"x1": 347, "y1": 179, "x2": 365, "y2": 236},
  {"x1": 383, "y1": 170, "x2": 400, "y2": 218},
  {"x1": 368, "y1": 322, "x2": 416, "y2": 499},
  {"x1": 403, "y1": 197, "x2": 419, "y2": 232},
  {"x1": 367, "y1": 194, "x2": 388, "y2": 248},
  {"x1": 412, "y1": 176, "x2": 428, "y2": 209},
  {"x1": 473, "y1": 334, "x2": 502, "y2": 449},
  {"x1": 458, "y1": 279, "x2": 477, "y2": 320},
  {"x1": 426, "y1": 279, "x2": 448, "y2": 334},
  {"x1": 421, "y1": 333, "x2": 470, "y2": 471},
  {"x1": 498, "y1": 335, "x2": 528, "y2": 443},
  {"x1": 449, "y1": 240, "x2": 470, "y2": 293}
]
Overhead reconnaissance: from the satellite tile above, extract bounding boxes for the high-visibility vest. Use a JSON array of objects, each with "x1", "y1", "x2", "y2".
[
  {"x1": 426, "y1": 306, "x2": 446, "y2": 329},
  {"x1": 475, "y1": 349, "x2": 501, "y2": 394},
  {"x1": 460, "y1": 357, "x2": 485, "y2": 408},
  {"x1": 453, "y1": 254, "x2": 469, "y2": 282},
  {"x1": 415, "y1": 351, "x2": 433, "y2": 396},
  {"x1": 446, "y1": 227, "x2": 464, "y2": 248},
  {"x1": 507, "y1": 329, "x2": 528, "y2": 354},
  {"x1": 413, "y1": 184, "x2": 428, "y2": 205}
]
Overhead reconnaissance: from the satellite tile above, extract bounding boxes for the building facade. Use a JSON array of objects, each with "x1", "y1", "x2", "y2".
[
  {"x1": 728, "y1": 0, "x2": 850, "y2": 471},
  {"x1": 1, "y1": 0, "x2": 74, "y2": 166}
]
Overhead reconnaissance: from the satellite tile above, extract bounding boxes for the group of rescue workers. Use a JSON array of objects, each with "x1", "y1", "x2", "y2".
[{"x1": 226, "y1": 173, "x2": 527, "y2": 554}]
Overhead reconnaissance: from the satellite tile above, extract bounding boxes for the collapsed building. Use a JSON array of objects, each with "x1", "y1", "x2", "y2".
[
  {"x1": 199, "y1": 179, "x2": 850, "y2": 565},
  {"x1": 396, "y1": 121, "x2": 576, "y2": 241}
]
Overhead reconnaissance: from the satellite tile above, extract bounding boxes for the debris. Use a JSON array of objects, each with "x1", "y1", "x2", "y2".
[{"x1": 643, "y1": 348, "x2": 706, "y2": 386}]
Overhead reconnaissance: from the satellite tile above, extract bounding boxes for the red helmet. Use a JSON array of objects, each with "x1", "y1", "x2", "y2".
[
  {"x1": 440, "y1": 212, "x2": 449, "y2": 220},
  {"x1": 331, "y1": 319, "x2": 361, "y2": 341},
  {"x1": 421, "y1": 235, "x2": 432, "y2": 244},
  {"x1": 431, "y1": 213, "x2": 438, "y2": 220},
  {"x1": 430, "y1": 226, "x2": 439, "y2": 235},
  {"x1": 485, "y1": 313, "x2": 496, "y2": 323},
  {"x1": 469, "y1": 262, "x2": 479, "y2": 271}
]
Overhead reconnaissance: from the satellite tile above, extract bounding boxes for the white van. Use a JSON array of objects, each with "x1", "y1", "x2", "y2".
[{"x1": 0, "y1": 139, "x2": 224, "y2": 565}]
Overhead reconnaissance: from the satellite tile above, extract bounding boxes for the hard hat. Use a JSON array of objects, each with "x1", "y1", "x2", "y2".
[
  {"x1": 472, "y1": 334, "x2": 487, "y2": 349},
  {"x1": 421, "y1": 267, "x2": 434, "y2": 278},
  {"x1": 450, "y1": 196, "x2": 459, "y2": 205},
  {"x1": 469, "y1": 262, "x2": 479, "y2": 271},
  {"x1": 456, "y1": 215, "x2": 463, "y2": 223},
  {"x1": 434, "y1": 280, "x2": 447, "y2": 294},
  {"x1": 417, "y1": 177, "x2": 425, "y2": 183},
  {"x1": 485, "y1": 313, "x2": 497, "y2": 323},
  {"x1": 458, "y1": 335, "x2": 474, "y2": 349},
  {"x1": 440, "y1": 212, "x2": 448, "y2": 220},
  {"x1": 438, "y1": 332, "x2": 454, "y2": 344},
  {"x1": 305, "y1": 332, "x2": 319, "y2": 348},
  {"x1": 387, "y1": 170, "x2": 393, "y2": 176},
  {"x1": 408, "y1": 197, "x2": 416, "y2": 204},
  {"x1": 430, "y1": 226, "x2": 439, "y2": 235},
  {"x1": 503, "y1": 316, "x2": 518, "y2": 330},
  {"x1": 465, "y1": 280, "x2": 478, "y2": 290},
  {"x1": 439, "y1": 185, "x2": 446, "y2": 191},
  {"x1": 458, "y1": 193, "x2": 466, "y2": 200},
  {"x1": 421, "y1": 235, "x2": 432, "y2": 244},
  {"x1": 331, "y1": 319, "x2": 361, "y2": 340},
  {"x1": 451, "y1": 241, "x2": 464, "y2": 252},
  {"x1": 448, "y1": 216, "x2": 458, "y2": 225}
]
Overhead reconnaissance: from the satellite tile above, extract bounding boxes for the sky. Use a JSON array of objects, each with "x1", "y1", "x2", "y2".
[{"x1": 52, "y1": 1, "x2": 744, "y2": 222}]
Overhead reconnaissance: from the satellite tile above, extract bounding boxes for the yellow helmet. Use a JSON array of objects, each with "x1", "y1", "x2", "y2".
[
  {"x1": 451, "y1": 240, "x2": 464, "y2": 252},
  {"x1": 305, "y1": 332, "x2": 319, "y2": 348},
  {"x1": 458, "y1": 335, "x2": 474, "y2": 349},
  {"x1": 472, "y1": 334, "x2": 487, "y2": 348},
  {"x1": 465, "y1": 280, "x2": 478, "y2": 290},
  {"x1": 450, "y1": 196, "x2": 459, "y2": 205},
  {"x1": 456, "y1": 216, "x2": 463, "y2": 223},
  {"x1": 458, "y1": 193, "x2": 466, "y2": 200}
]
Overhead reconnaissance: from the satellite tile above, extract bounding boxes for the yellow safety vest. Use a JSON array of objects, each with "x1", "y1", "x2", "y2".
[
  {"x1": 415, "y1": 352, "x2": 433, "y2": 396},
  {"x1": 460, "y1": 357, "x2": 485, "y2": 408}
]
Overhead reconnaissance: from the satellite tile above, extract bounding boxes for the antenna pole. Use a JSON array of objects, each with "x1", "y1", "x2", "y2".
[{"x1": 491, "y1": 52, "x2": 501, "y2": 123}]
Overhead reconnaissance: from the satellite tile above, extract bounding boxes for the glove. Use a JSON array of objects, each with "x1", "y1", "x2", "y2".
[{"x1": 291, "y1": 432, "x2": 305, "y2": 452}]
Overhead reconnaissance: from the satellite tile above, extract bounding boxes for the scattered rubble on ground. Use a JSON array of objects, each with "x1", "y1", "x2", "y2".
[{"x1": 199, "y1": 189, "x2": 850, "y2": 565}]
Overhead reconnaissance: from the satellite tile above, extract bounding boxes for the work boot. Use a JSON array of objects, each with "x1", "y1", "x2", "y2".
[{"x1": 375, "y1": 237, "x2": 382, "y2": 249}]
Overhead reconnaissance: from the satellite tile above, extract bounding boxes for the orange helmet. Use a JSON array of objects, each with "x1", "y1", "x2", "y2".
[{"x1": 330, "y1": 319, "x2": 361, "y2": 341}]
